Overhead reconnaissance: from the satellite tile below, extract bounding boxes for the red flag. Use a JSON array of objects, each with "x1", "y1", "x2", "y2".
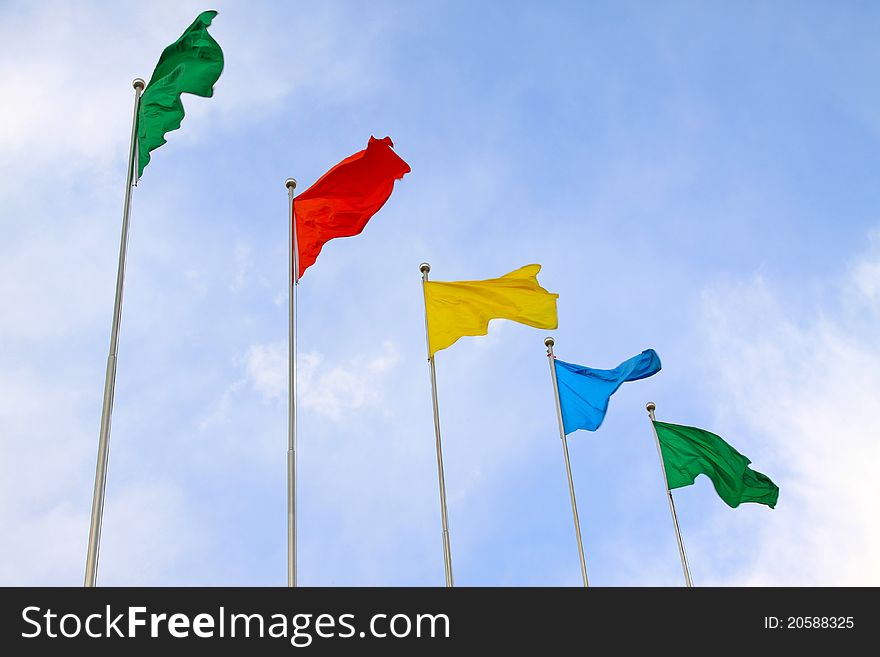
[{"x1": 293, "y1": 136, "x2": 411, "y2": 279}]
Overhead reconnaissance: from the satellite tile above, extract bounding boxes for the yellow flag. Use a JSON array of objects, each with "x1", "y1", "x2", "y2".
[{"x1": 423, "y1": 264, "x2": 559, "y2": 356}]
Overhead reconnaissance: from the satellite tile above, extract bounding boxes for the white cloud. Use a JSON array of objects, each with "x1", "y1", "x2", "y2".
[
  {"x1": 0, "y1": 367, "x2": 203, "y2": 585},
  {"x1": 849, "y1": 229, "x2": 880, "y2": 306},
  {"x1": 2, "y1": 1, "x2": 877, "y2": 588},
  {"x1": 299, "y1": 342, "x2": 399, "y2": 420},
  {"x1": 0, "y1": 3, "x2": 144, "y2": 178},
  {"x1": 697, "y1": 232, "x2": 880, "y2": 585},
  {"x1": 201, "y1": 340, "x2": 400, "y2": 428},
  {"x1": 243, "y1": 342, "x2": 287, "y2": 401},
  {"x1": 0, "y1": 0, "x2": 403, "y2": 586},
  {"x1": 0, "y1": 1, "x2": 394, "y2": 184},
  {"x1": 197, "y1": 380, "x2": 246, "y2": 431}
]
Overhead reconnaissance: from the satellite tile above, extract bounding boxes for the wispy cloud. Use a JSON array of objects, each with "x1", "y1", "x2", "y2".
[
  {"x1": 696, "y1": 233, "x2": 880, "y2": 585},
  {"x1": 200, "y1": 340, "x2": 399, "y2": 429},
  {"x1": 2, "y1": 1, "x2": 878, "y2": 587},
  {"x1": 298, "y1": 342, "x2": 399, "y2": 420}
]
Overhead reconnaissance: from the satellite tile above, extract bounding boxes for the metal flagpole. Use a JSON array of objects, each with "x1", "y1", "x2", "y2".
[
  {"x1": 645, "y1": 402, "x2": 693, "y2": 587},
  {"x1": 286, "y1": 178, "x2": 298, "y2": 587},
  {"x1": 544, "y1": 338, "x2": 589, "y2": 587},
  {"x1": 84, "y1": 78, "x2": 145, "y2": 588},
  {"x1": 419, "y1": 263, "x2": 454, "y2": 587}
]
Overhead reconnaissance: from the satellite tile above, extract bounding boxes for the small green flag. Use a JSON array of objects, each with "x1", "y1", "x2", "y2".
[
  {"x1": 137, "y1": 10, "x2": 224, "y2": 177},
  {"x1": 653, "y1": 421, "x2": 779, "y2": 509}
]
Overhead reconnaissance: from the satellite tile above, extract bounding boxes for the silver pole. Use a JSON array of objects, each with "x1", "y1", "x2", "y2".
[
  {"x1": 286, "y1": 177, "x2": 298, "y2": 587},
  {"x1": 84, "y1": 78, "x2": 145, "y2": 587},
  {"x1": 419, "y1": 263, "x2": 454, "y2": 587},
  {"x1": 646, "y1": 402, "x2": 693, "y2": 587},
  {"x1": 544, "y1": 338, "x2": 589, "y2": 587}
]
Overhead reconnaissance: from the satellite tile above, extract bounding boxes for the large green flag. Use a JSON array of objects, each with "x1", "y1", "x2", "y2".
[
  {"x1": 653, "y1": 421, "x2": 779, "y2": 509},
  {"x1": 137, "y1": 11, "x2": 224, "y2": 177}
]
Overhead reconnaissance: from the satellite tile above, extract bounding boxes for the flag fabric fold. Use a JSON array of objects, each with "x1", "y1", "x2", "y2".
[
  {"x1": 554, "y1": 350, "x2": 661, "y2": 433},
  {"x1": 653, "y1": 421, "x2": 779, "y2": 508},
  {"x1": 423, "y1": 264, "x2": 558, "y2": 356},
  {"x1": 293, "y1": 136, "x2": 411, "y2": 279},
  {"x1": 137, "y1": 10, "x2": 224, "y2": 178}
]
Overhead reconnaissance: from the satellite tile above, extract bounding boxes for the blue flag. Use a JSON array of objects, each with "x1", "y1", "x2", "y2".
[{"x1": 554, "y1": 349, "x2": 661, "y2": 433}]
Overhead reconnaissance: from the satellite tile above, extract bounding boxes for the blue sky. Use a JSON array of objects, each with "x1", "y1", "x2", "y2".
[{"x1": 1, "y1": 0, "x2": 878, "y2": 586}]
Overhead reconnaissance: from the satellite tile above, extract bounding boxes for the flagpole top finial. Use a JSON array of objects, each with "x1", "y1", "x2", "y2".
[
  {"x1": 419, "y1": 262, "x2": 430, "y2": 274},
  {"x1": 646, "y1": 402, "x2": 656, "y2": 414},
  {"x1": 132, "y1": 78, "x2": 145, "y2": 91},
  {"x1": 544, "y1": 336, "x2": 555, "y2": 348},
  {"x1": 285, "y1": 178, "x2": 297, "y2": 190}
]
